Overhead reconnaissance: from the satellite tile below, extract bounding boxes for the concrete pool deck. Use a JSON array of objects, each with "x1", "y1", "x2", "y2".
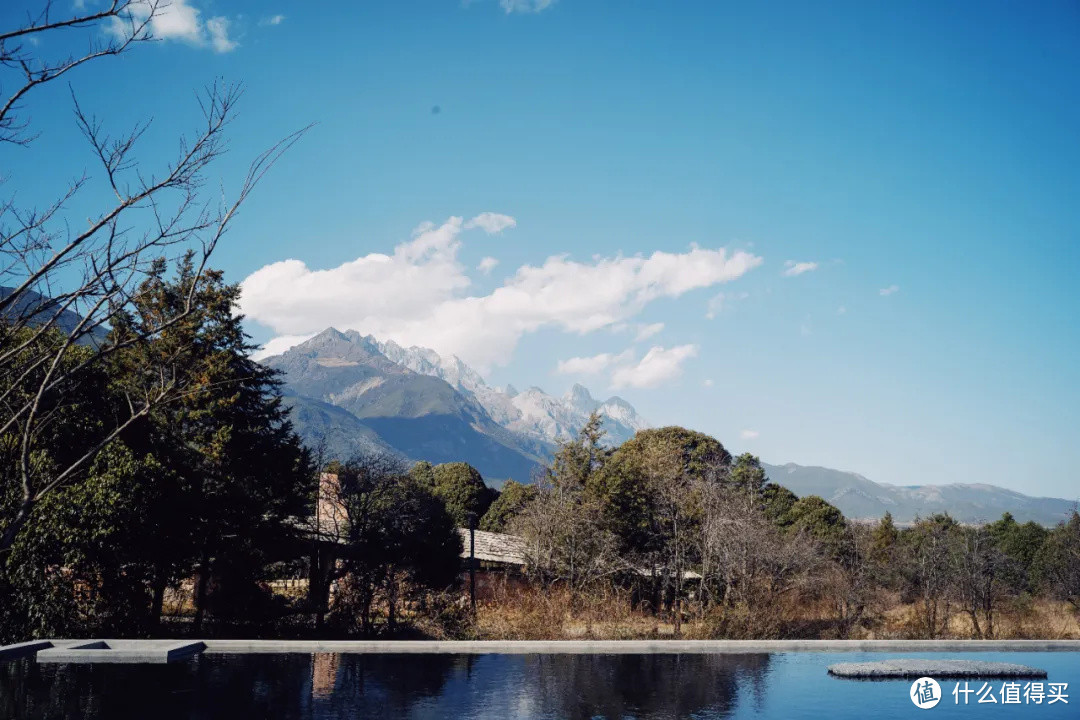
[
  {"x1": 2, "y1": 638, "x2": 1079, "y2": 663},
  {"x1": 35, "y1": 640, "x2": 206, "y2": 664}
]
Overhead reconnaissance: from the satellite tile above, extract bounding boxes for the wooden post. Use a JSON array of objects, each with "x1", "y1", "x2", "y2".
[{"x1": 468, "y1": 513, "x2": 477, "y2": 612}]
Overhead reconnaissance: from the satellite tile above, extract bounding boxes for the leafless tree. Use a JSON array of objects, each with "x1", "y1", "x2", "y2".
[
  {"x1": 639, "y1": 443, "x2": 702, "y2": 635},
  {"x1": 699, "y1": 483, "x2": 818, "y2": 636},
  {"x1": 823, "y1": 522, "x2": 876, "y2": 638},
  {"x1": 955, "y1": 524, "x2": 1005, "y2": 639},
  {"x1": 902, "y1": 516, "x2": 961, "y2": 639},
  {"x1": 512, "y1": 479, "x2": 623, "y2": 598},
  {"x1": 0, "y1": 2, "x2": 307, "y2": 551}
]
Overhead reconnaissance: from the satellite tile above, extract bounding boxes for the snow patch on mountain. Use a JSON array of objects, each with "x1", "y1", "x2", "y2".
[{"x1": 368, "y1": 337, "x2": 649, "y2": 445}]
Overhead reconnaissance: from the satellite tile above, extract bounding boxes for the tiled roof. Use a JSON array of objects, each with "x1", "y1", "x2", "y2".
[{"x1": 458, "y1": 528, "x2": 527, "y2": 566}]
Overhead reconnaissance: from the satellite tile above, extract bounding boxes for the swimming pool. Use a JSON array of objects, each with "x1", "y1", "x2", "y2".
[{"x1": 1, "y1": 650, "x2": 1076, "y2": 718}]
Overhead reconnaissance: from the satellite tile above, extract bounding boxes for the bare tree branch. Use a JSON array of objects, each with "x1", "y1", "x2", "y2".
[{"x1": 0, "y1": 2, "x2": 309, "y2": 552}]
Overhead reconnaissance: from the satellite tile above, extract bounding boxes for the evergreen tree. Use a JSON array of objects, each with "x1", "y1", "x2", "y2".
[
  {"x1": 110, "y1": 257, "x2": 313, "y2": 630},
  {"x1": 480, "y1": 479, "x2": 538, "y2": 533},
  {"x1": 781, "y1": 495, "x2": 849, "y2": 561},
  {"x1": 729, "y1": 453, "x2": 768, "y2": 508},
  {"x1": 988, "y1": 512, "x2": 1049, "y2": 594},
  {"x1": 869, "y1": 511, "x2": 900, "y2": 588},
  {"x1": 430, "y1": 462, "x2": 496, "y2": 527},
  {"x1": 550, "y1": 412, "x2": 609, "y2": 492}
]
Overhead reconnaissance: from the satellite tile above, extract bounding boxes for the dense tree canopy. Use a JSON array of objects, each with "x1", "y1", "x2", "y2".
[
  {"x1": 332, "y1": 458, "x2": 462, "y2": 635},
  {"x1": 0, "y1": 262, "x2": 314, "y2": 641},
  {"x1": 780, "y1": 495, "x2": 849, "y2": 561},
  {"x1": 989, "y1": 512, "x2": 1050, "y2": 594},
  {"x1": 427, "y1": 462, "x2": 497, "y2": 527},
  {"x1": 593, "y1": 426, "x2": 732, "y2": 558},
  {"x1": 480, "y1": 480, "x2": 538, "y2": 533},
  {"x1": 1032, "y1": 511, "x2": 1080, "y2": 610}
]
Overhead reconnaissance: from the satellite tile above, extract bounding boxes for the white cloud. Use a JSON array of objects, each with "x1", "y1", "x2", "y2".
[
  {"x1": 634, "y1": 322, "x2": 664, "y2": 341},
  {"x1": 116, "y1": 0, "x2": 238, "y2": 52},
  {"x1": 706, "y1": 293, "x2": 725, "y2": 319},
  {"x1": 879, "y1": 285, "x2": 900, "y2": 296},
  {"x1": 205, "y1": 16, "x2": 237, "y2": 53},
  {"x1": 240, "y1": 215, "x2": 762, "y2": 372},
  {"x1": 556, "y1": 351, "x2": 630, "y2": 376},
  {"x1": 703, "y1": 378, "x2": 714, "y2": 387},
  {"x1": 837, "y1": 305, "x2": 847, "y2": 315},
  {"x1": 706, "y1": 290, "x2": 748, "y2": 319},
  {"x1": 251, "y1": 333, "x2": 316, "y2": 361},
  {"x1": 465, "y1": 212, "x2": 516, "y2": 234},
  {"x1": 500, "y1": 0, "x2": 556, "y2": 13},
  {"x1": 260, "y1": 14, "x2": 286, "y2": 26},
  {"x1": 740, "y1": 429, "x2": 760, "y2": 440},
  {"x1": 477, "y1": 257, "x2": 499, "y2": 274},
  {"x1": 610, "y1": 345, "x2": 697, "y2": 389},
  {"x1": 783, "y1": 260, "x2": 819, "y2": 277},
  {"x1": 144, "y1": 0, "x2": 201, "y2": 43}
]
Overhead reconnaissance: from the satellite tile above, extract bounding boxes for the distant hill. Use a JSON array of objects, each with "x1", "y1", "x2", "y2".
[{"x1": 763, "y1": 462, "x2": 1077, "y2": 526}]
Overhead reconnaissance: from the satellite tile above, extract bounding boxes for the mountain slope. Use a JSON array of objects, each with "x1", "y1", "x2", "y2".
[
  {"x1": 282, "y1": 395, "x2": 399, "y2": 461},
  {"x1": 263, "y1": 329, "x2": 1073, "y2": 526},
  {"x1": 763, "y1": 462, "x2": 1077, "y2": 526},
  {"x1": 370, "y1": 337, "x2": 649, "y2": 446},
  {"x1": 0, "y1": 286, "x2": 108, "y2": 344},
  {"x1": 262, "y1": 329, "x2": 546, "y2": 483}
]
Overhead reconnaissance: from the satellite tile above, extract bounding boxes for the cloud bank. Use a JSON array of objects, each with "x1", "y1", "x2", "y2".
[{"x1": 241, "y1": 214, "x2": 762, "y2": 372}]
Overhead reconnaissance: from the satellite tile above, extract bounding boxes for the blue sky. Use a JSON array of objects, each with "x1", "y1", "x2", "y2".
[{"x1": 5, "y1": 0, "x2": 1079, "y2": 498}]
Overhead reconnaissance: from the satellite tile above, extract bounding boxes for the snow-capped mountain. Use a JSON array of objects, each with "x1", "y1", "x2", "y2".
[
  {"x1": 369, "y1": 336, "x2": 649, "y2": 446},
  {"x1": 261, "y1": 329, "x2": 1076, "y2": 524}
]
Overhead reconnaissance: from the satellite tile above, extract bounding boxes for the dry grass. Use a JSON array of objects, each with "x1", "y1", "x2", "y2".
[
  {"x1": 161, "y1": 572, "x2": 1080, "y2": 641},
  {"x1": 845, "y1": 595, "x2": 1079, "y2": 640},
  {"x1": 473, "y1": 580, "x2": 668, "y2": 640},
  {"x1": 470, "y1": 583, "x2": 1080, "y2": 641}
]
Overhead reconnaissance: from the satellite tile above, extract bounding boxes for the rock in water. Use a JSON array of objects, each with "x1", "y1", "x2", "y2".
[{"x1": 828, "y1": 659, "x2": 1047, "y2": 679}]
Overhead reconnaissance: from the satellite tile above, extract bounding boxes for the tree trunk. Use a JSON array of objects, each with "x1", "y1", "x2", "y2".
[
  {"x1": 192, "y1": 551, "x2": 211, "y2": 635},
  {"x1": 309, "y1": 547, "x2": 335, "y2": 633},
  {"x1": 387, "y1": 573, "x2": 398, "y2": 635},
  {"x1": 968, "y1": 608, "x2": 982, "y2": 639},
  {"x1": 150, "y1": 568, "x2": 167, "y2": 634},
  {"x1": 361, "y1": 593, "x2": 373, "y2": 638},
  {"x1": 0, "y1": 498, "x2": 34, "y2": 553}
]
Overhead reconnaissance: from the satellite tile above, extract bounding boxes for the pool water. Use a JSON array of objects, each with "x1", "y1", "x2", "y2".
[{"x1": 1, "y1": 651, "x2": 1076, "y2": 719}]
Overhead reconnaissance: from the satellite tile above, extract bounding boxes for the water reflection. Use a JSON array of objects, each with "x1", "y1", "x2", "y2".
[
  {"x1": 521, "y1": 654, "x2": 770, "y2": 720},
  {"x1": 0, "y1": 652, "x2": 771, "y2": 719},
  {"x1": 9, "y1": 650, "x2": 1075, "y2": 719}
]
